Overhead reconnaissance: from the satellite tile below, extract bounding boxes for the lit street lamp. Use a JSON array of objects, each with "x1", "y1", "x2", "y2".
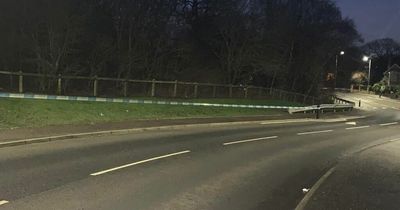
[
  {"x1": 335, "y1": 51, "x2": 345, "y2": 89},
  {"x1": 363, "y1": 55, "x2": 372, "y2": 92}
]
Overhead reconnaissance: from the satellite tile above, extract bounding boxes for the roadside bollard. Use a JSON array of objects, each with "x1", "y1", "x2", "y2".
[
  {"x1": 359, "y1": 100, "x2": 361, "y2": 107},
  {"x1": 316, "y1": 105, "x2": 320, "y2": 119}
]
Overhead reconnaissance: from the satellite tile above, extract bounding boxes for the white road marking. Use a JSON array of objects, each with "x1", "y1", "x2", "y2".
[
  {"x1": 297, "y1": 130, "x2": 333, "y2": 136},
  {"x1": 382, "y1": 107, "x2": 387, "y2": 110},
  {"x1": 295, "y1": 167, "x2": 336, "y2": 210},
  {"x1": 90, "y1": 150, "x2": 191, "y2": 176},
  {"x1": 223, "y1": 136, "x2": 278, "y2": 146},
  {"x1": 346, "y1": 125, "x2": 370, "y2": 130},
  {"x1": 380, "y1": 122, "x2": 399, "y2": 126},
  {"x1": 0, "y1": 200, "x2": 9, "y2": 206},
  {"x1": 345, "y1": 122, "x2": 357, "y2": 126}
]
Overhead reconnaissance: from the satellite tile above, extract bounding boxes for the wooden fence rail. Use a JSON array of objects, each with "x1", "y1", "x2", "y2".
[{"x1": 0, "y1": 70, "x2": 321, "y2": 105}]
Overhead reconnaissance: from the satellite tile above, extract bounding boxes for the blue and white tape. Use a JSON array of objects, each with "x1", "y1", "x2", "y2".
[{"x1": 0, "y1": 92, "x2": 306, "y2": 109}]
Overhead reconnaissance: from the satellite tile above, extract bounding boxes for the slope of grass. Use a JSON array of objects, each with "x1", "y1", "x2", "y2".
[{"x1": 0, "y1": 98, "x2": 301, "y2": 129}]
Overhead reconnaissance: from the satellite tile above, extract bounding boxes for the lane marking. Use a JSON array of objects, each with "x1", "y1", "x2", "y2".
[
  {"x1": 345, "y1": 122, "x2": 357, "y2": 126},
  {"x1": 380, "y1": 122, "x2": 399, "y2": 126},
  {"x1": 90, "y1": 150, "x2": 191, "y2": 176},
  {"x1": 295, "y1": 167, "x2": 336, "y2": 210},
  {"x1": 297, "y1": 130, "x2": 333, "y2": 136},
  {"x1": 0, "y1": 200, "x2": 9, "y2": 206},
  {"x1": 223, "y1": 136, "x2": 278, "y2": 146},
  {"x1": 345, "y1": 125, "x2": 370, "y2": 130}
]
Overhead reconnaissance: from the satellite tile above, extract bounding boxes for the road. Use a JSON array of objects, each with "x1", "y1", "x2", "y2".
[{"x1": 1, "y1": 92, "x2": 400, "y2": 210}]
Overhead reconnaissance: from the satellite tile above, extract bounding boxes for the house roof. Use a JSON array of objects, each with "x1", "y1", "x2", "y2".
[{"x1": 384, "y1": 64, "x2": 400, "y2": 74}]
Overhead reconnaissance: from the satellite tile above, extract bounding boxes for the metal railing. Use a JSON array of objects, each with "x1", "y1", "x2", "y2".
[{"x1": 0, "y1": 70, "x2": 322, "y2": 105}]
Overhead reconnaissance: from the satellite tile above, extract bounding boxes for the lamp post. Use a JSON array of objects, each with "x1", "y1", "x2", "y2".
[
  {"x1": 335, "y1": 51, "x2": 345, "y2": 89},
  {"x1": 363, "y1": 55, "x2": 372, "y2": 92}
]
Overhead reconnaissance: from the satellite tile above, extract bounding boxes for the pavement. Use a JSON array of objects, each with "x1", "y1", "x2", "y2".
[{"x1": 0, "y1": 92, "x2": 400, "y2": 209}]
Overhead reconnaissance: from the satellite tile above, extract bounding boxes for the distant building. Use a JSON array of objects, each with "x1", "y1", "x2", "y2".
[{"x1": 384, "y1": 64, "x2": 400, "y2": 87}]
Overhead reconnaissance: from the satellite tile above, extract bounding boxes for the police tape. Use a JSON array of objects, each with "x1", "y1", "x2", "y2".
[{"x1": 0, "y1": 92, "x2": 306, "y2": 109}]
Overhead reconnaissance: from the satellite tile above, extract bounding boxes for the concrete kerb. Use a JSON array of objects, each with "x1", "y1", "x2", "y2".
[{"x1": 0, "y1": 116, "x2": 366, "y2": 148}]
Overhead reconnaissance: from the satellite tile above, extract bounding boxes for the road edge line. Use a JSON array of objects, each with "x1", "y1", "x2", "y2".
[
  {"x1": 0, "y1": 200, "x2": 9, "y2": 206},
  {"x1": 297, "y1": 130, "x2": 333, "y2": 136},
  {"x1": 90, "y1": 150, "x2": 191, "y2": 176},
  {"x1": 223, "y1": 136, "x2": 278, "y2": 146},
  {"x1": 295, "y1": 166, "x2": 336, "y2": 210}
]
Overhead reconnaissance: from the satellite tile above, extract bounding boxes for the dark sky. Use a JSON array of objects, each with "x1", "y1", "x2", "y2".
[{"x1": 335, "y1": 0, "x2": 400, "y2": 42}]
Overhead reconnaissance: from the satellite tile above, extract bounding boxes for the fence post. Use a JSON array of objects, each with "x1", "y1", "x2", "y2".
[
  {"x1": 173, "y1": 80, "x2": 178, "y2": 98},
  {"x1": 123, "y1": 80, "x2": 128, "y2": 97},
  {"x1": 229, "y1": 85, "x2": 233, "y2": 98},
  {"x1": 244, "y1": 87, "x2": 248, "y2": 99},
  {"x1": 212, "y1": 85, "x2": 217, "y2": 98},
  {"x1": 18, "y1": 71, "x2": 23, "y2": 93},
  {"x1": 57, "y1": 74, "x2": 62, "y2": 95},
  {"x1": 151, "y1": 79, "x2": 156, "y2": 97},
  {"x1": 303, "y1": 95, "x2": 307, "y2": 104},
  {"x1": 279, "y1": 90, "x2": 283, "y2": 99},
  {"x1": 258, "y1": 88, "x2": 262, "y2": 98},
  {"x1": 93, "y1": 75, "x2": 98, "y2": 97},
  {"x1": 194, "y1": 83, "x2": 198, "y2": 98}
]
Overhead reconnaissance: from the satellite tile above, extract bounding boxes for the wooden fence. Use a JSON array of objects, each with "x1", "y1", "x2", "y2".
[{"x1": 0, "y1": 70, "x2": 321, "y2": 105}]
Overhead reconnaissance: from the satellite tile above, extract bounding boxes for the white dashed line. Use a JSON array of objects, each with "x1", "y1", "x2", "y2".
[
  {"x1": 297, "y1": 130, "x2": 333, "y2": 136},
  {"x1": 0, "y1": 200, "x2": 9, "y2": 206},
  {"x1": 380, "y1": 122, "x2": 399, "y2": 126},
  {"x1": 90, "y1": 150, "x2": 191, "y2": 176},
  {"x1": 223, "y1": 136, "x2": 278, "y2": 146},
  {"x1": 346, "y1": 125, "x2": 370, "y2": 130}
]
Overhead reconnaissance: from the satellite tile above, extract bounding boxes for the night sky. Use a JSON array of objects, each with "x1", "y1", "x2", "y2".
[{"x1": 335, "y1": 0, "x2": 400, "y2": 42}]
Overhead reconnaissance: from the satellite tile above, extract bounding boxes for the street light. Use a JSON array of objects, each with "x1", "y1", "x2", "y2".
[
  {"x1": 363, "y1": 55, "x2": 372, "y2": 92},
  {"x1": 335, "y1": 51, "x2": 345, "y2": 89}
]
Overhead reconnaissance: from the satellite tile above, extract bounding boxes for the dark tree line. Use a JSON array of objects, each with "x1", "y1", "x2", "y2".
[
  {"x1": 0, "y1": 0, "x2": 361, "y2": 95},
  {"x1": 361, "y1": 38, "x2": 400, "y2": 84}
]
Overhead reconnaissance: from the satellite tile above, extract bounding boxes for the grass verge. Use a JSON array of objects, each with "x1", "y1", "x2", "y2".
[{"x1": 0, "y1": 98, "x2": 301, "y2": 129}]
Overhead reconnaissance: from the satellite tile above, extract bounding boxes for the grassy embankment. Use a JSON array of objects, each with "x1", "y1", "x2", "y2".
[{"x1": 0, "y1": 98, "x2": 304, "y2": 129}]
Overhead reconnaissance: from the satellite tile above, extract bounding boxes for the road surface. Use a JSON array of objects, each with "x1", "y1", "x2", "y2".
[{"x1": 1, "y1": 92, "x2": 400, "y2": 210}]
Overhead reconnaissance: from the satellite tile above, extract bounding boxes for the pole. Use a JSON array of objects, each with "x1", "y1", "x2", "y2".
[
  {"x1": 57, "y1": 74, "x2": 62, "y2": 95},
  {"x1": 367, "y1": 59, "x2": 372, "y2": 92},
  {"x1": 18, "y1": 71, "x2": 23, "y2": 93},
  {"x1": 93, "y1": 75, "x2": 98, "y2": 97},
  {"x1": 335, "y1": 55, "x2": 338, "y2": 89},
  {"x1": 151, "y1": 79, "x2": 156, "y2": 97},
  {"x1": 173, "y1": 80, "x2": 178, "y2": 98}
]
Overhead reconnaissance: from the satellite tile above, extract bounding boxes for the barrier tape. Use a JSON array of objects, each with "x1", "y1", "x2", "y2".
[{"x1": 0, "y1": 92, "x2": 306, "y2": 110}]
